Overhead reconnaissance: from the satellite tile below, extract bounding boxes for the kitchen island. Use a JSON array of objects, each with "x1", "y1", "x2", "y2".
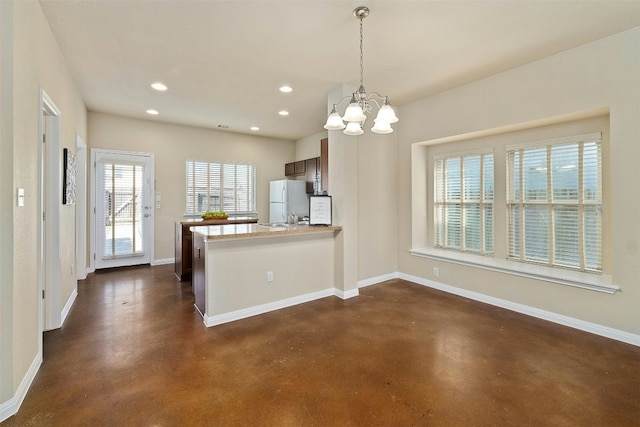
[
  {"x1": 190, "y1": 223, "x2": 342, "y2": 326},
  {"x1": 175, "y1": 216, "x2": 258, "y2": 281}
]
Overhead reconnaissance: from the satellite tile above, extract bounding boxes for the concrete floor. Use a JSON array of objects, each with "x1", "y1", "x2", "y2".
[{"x1": 3, "y1": 264, "x2": 639, "y2": 426}]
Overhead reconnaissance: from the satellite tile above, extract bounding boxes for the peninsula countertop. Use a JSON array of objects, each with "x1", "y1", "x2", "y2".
[
  {"x1": 190, "y1": 223, "x2": 342, "y2": 241},
  {"x1": 179, "y1": 216, "x2": 258, "y2": 226}
]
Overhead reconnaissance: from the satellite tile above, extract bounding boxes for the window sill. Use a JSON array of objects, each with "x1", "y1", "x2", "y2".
[{"x1": 409, "y1": 247, "x2": 618, "y2": 294}]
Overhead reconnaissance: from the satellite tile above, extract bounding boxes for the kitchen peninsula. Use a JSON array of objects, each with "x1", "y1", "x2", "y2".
[
  {"x1": 175, "y1": 216, "x2": 258, "y2": 281},
  {"x1": 190, "y1": 223, "x2": 342, "y2": 327}
]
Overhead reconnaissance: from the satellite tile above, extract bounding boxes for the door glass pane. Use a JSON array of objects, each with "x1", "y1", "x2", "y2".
[{"x1": 101, "y1": 162, "x2": 144, "y2": 259}]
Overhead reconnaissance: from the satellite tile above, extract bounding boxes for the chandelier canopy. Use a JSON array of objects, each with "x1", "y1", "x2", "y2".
[{"x1": 324, "y1": 6, "x2": 398, "y2": 136}]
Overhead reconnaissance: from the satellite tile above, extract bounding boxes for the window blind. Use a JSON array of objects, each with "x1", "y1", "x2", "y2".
[
  {"x1": 506, "y1": 133, "x2": 602, "y2": 272},
  {"x1": 186, "y1": 160, "x2": 256, "y2": 215},
  {"x1": 434, "y1": 151, "x2": 494, "y2": 255}
]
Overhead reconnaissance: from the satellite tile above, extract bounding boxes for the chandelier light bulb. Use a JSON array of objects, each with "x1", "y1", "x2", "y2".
[
  {"x1": 324, "y1": 110, "x2": 346, "y2": 130},
  {"x1": 371, "y1": 120, "x2": 393, "y2": 134},
  {"x1": 342, "y1": 100, "x2": 366, "y2": 122},
  {"x1": 343, "y1": 121, "x2": 364, "y2": 136},
  {"x1": 375, "y1": 104, "x2": 399, "y2": 124}
]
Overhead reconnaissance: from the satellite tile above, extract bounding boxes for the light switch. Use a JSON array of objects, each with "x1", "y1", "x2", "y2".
[{"x1": 17, "y1": 188, "x2": 25, "y2": 207}]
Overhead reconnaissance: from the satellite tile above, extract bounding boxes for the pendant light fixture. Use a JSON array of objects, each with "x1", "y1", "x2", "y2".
[{"x1": 324, "y1": 6, "x2": 398, "y2": 135}]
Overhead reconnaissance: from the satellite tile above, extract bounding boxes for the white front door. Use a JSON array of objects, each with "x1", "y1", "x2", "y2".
[{"x1": 94, "y1": 150, "x2": 153, "y2": 269}]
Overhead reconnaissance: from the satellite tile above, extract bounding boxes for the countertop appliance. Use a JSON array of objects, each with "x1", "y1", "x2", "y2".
[{"x1": 269, "y1": 179, "x2": 309, "y2": 223}]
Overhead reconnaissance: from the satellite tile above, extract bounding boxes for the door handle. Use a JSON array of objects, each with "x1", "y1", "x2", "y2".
[{"x1": 144, "y1": 214, "x2": 150, "y2": 218}]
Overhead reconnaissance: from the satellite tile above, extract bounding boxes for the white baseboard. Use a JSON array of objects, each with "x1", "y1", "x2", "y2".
[
  {"x1": 397, "y1": 272, "x2": 640, "y2": 347},
  {"x1": 358, "y1": 272, "x2": 400, "y2": 288},
  {"x1": 152, "y1": 258, "x2": 174, "y2": 266},
  {"x1": 203, "y1": 288, "x2": 337, "y2": 327},
  {"x1": 0, "y1": 353, "x2": 41, "y2": 423},
  {"x1": 60, "y1": 288, "x2": 77, "y2": 326},
  {"x1": 334, "y1": 288, "x2": 359, "y2": 299}
]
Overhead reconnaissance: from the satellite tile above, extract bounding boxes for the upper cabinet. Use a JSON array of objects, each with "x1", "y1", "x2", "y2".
[
  {"x1": 285, "y1": 160, "x2": 306, "y2": 177},
  {"x1": 320, "y1": 138, "x2": 328, "y2": 193},
  {"x1": 305, "y1": 158, "x2": 319, "y2": 193},
  {"x1": 285, "y1": 137, "x2": 329, "y2": 194}
]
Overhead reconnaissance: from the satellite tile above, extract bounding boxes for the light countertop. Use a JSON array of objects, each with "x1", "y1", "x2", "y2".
[
  {"x1": 179, "y1": 216, "x2": 258, "y2": 225},
  {"x1": 190, "y1": 223, "x2": 342, "y2": 241}
]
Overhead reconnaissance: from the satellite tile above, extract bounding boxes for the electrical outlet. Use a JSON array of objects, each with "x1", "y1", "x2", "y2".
[
  {"x1": 433, "y1": 267, "x2": 439, "y2": 277},
  {"x1": 266, "y1": 271, "x2": 274, "y2": 282}
]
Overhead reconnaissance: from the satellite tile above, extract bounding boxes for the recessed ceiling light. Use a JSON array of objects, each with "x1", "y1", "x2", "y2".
[
  {"x1": 279, "y1": 86, "x2": 293, "y2": 93},
  {"x1": 278, "y1": 110, "x2": 289, "y2": 116},
  {"x1": 146, "y1": 109, "x2": 159, "y2": 115},
  {"x1": 151, "y1": 82, "x2": 167, "y2": 91},
  {"x1": 250, "y1": 126, "x2": 260, "y2": 131}
]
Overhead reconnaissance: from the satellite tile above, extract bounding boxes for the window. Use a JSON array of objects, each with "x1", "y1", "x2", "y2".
[
  {"x1": 434, "y1": 151, "x2": 494, "y2": 255},
  {"x1": 506, "y1": 133, "x2": 602, "y2": 272},
  {"x1": 186, "y1": 160, "x2": 256, "y2": 215}
]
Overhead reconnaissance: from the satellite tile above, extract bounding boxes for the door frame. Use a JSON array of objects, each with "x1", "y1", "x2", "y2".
[
  {"x1": 89, "y1": 148, "x2": 155, "y2": 272},
  {"x1": 39, "y1": 89, "x2": 62, "y2": 332},
  {"x1": 75, "y1": 135, "x2": 87, "y2": 279}
]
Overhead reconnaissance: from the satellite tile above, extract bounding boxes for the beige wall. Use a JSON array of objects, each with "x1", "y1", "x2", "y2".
[
  {"x1": 357, "y1": 132, "x2": 398, "y2": 282},
  {"x1": 0, "y1": 0, "x2": 14, "y2": 404},
  {"x1": 2, "y1": 0, "x2": 87, "y2": 406},
  {"x1": 397, "y1": 27, "x2": 640, "y2": 334},
  {"x1": 88, "y1": 112, "x2": 296, "y2": 261},
  {"x1": 295, "y1": 130, "x2": 327, "y2": 160}
]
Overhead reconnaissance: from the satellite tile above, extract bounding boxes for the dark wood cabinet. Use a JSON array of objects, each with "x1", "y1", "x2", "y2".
[
  {"x1": 174, "y1": 217, "x2": 258, "y2": 281},
  {"x1": 175, "y1": 221, "x2": 193, "y2": 281},
  {"x1": 294, "y1": 160, "x2": 306, "y2": 174},
  {"x1": 284, "y1": 138, "x2": 328, "y2": 192},
  {"x1": 284, "y1": 162, "x2": 295, "y2": 176},
  {"x1": 320, "y1": 138, "x2": 328, "y2": 192},
  {"x1": 285, "y1": 160, "x2": 308, "y2": 177},
  {"x1": 305, "y1": 158, "x2": 319, "y2": 193},
  {"x1": 192, "y1": 232, "x2": 206, "y2": 314}
]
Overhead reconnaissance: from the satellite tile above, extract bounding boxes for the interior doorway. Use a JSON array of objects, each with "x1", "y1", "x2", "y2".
[{"x1": 39, "y1": 89, "x2": 62, "y2": 332}]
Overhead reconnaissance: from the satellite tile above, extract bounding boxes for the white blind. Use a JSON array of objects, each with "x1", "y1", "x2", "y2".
[
  {"x1": 186, "y1": 160, "x2": 256, "y2": 215},
  {"x1": 506, "y1": 133, "x2": 602, "y2": 272},
  {"x1": 434, "y1": 152, "x2": 494, "y2": 255}
]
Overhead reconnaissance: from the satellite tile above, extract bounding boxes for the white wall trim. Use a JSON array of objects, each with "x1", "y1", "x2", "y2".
[
  {"x1": 397, "y1": 272, "x2": 640, "y2": 347},
  {"x1": 0, "y1": 354, "x2": 41, "y2": 423},
  {"x1": 358, "y1": 272, "x2": 399, "y2": 288},
  {"x1": 203, "y1": 287, "x2": 337, "y2": 327},
  {"x1": 410, "y1": 248, "x2": 617, "y2": 294},
  {"x1": 39, "y1": 88, "x2": 62, "y2": 332},
  {"x1": 152, "y1": 258, "x2": 174, "y2": 266},
  {"x1": 75, "y1": 134, "x2": 87, "y2": 280},
  {"x1": 60, "y1": 288, "x2": 77, "y2": 326},
  {"x1": 334, "y1": 288, "x2": 359, "y2": 299}
]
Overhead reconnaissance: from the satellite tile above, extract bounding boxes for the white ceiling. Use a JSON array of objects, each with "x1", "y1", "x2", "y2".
[{"x1": 39, "y1": 0, "x2": 640, "y2": 141}]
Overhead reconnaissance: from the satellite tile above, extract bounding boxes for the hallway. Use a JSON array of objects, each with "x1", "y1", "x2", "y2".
[{"x1": 3, "y1": 265, "x2": 639, "y2": 426}]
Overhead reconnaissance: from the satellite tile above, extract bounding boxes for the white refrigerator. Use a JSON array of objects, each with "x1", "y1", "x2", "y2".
[{"x1": 269, "y1": 180, "x2": 309, "y2": 223}]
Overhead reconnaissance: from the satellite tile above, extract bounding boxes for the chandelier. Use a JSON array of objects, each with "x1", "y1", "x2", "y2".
[{"x1": 324, "y1": 6, "x2": 398, "y2": 136}]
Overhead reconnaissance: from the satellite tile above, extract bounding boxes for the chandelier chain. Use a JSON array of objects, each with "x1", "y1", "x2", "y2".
[{"x1": 359, "y1": 16, "x2": 364, "y2": 89}]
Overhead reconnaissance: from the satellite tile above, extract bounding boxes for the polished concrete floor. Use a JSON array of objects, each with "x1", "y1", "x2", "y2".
[{"x1": 3, "y1": 264, "x2": 639, "y2": 426}]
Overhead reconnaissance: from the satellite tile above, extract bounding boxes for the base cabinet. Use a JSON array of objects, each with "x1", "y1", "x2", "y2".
[
  {"x1": 192, "y1": 233, "x2": 205, "y2": 314},
  {"x1": 175, "y1": 217, "x2": 258, "y2": 281}
]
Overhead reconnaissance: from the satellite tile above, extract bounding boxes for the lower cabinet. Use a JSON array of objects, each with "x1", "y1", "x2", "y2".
[
  {"x1": 174, "y1": 222, "x2": 193, "y2": 281},
  {"x1": 175, "y1": 218, "x2": 257, "y2": 281},
  {"x1": 192, "y1": 232, "x2": 206, "y2": 315}
]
